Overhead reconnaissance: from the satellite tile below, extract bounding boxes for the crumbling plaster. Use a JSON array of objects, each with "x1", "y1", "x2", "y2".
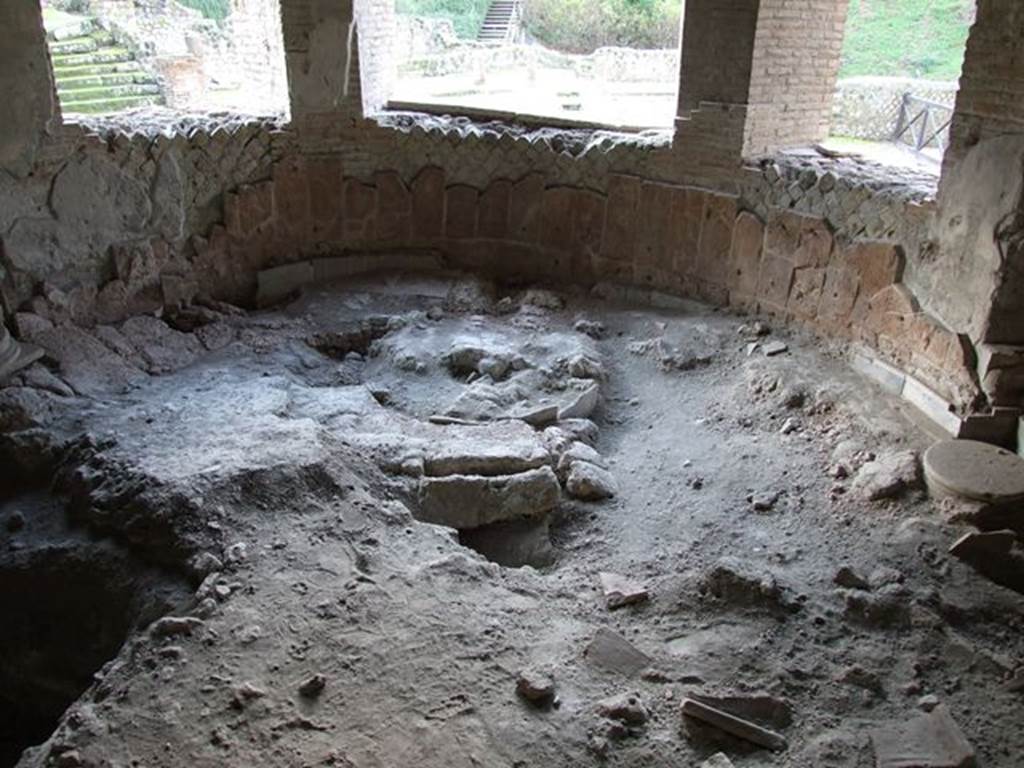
[{"x1": 1, "y1": 0, "x2": 1023, "y2": 419}]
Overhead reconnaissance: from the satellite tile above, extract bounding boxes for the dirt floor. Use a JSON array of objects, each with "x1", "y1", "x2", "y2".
[{"x1": 1, "y1": 272, "x2": 1022, "y2": 768}]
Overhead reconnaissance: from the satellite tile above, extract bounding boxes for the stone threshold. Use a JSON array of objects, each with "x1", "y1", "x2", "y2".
[{"x1": 851, "y1": 349, "x2": 1021, "y2": 449}]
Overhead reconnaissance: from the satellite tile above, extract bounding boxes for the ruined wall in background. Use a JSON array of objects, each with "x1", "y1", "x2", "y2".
[{"x1": 3, "y1": 0, "x2": 1018, "y2": 423}]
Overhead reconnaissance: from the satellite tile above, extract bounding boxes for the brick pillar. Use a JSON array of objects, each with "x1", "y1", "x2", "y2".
[
  {"x1": 676, "y1": 0, "x2": 760, "y2": 117},
  {"x1": 743, "y1": 0, "x2": 850, "y2": 156},
  {"x1": 942, "y1": 0, "x2": 1024, "y2": 175},
  {"x1": 671, "y1": 0, "x2": 760, "y2": 184}
]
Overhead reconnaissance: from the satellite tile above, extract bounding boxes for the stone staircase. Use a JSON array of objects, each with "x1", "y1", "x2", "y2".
[
  {"x1": 477, "y1": 0, "x2": 519, "y2": 42},
  {"x1": 46, "y1": 15, "x2": 163, "y2": 115}
]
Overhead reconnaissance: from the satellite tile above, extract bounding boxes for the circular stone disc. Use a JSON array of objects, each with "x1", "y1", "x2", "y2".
[{"x1": 923, "y1": 439, "x2": 1024, "y2": 503}]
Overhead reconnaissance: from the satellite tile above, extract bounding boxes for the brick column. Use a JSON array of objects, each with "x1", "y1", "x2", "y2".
[
  {"x1": 942, "y1": 0, "x2": 1024, "y2": 175},
  {"x1": 743, "y1": 0, "x2": 850, "y2": 156}
]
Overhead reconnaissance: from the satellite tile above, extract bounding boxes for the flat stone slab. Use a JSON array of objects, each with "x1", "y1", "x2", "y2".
[
  {"x1": 584, "y1": 628, "x2": 651, "y2": 676},
  {"x1": 870, "y1": 705, "x2": 976, "y2": 768},
  {"x1": 924, "y1": 439, "x2": 1024, "y2": 503},
  {"x1": 417, "y1": 466, "x2": 561, "y2": 529},
  {"x1": 422, "y1": 421, "x2": 551, "y2": 477}
]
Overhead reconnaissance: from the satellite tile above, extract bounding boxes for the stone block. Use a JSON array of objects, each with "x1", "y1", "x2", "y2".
[
  {"x1": 307, "y1": 155, "x2": 343, "y2": 239},
  {"x1": 728, "y1": 210, "x2": 764, "y2": 302},
  {"x1": 343, "y1": 179, "x2": 375, "y2": 240},
  {"x1": 817, "y1": 264, "x2": 860, "y2": 334},
  {"x1": 842, "y1": 241, "x2": 904, "y2": 299},
  {"x1": 570, "y1": 188, "x2": 606, "y2": 263},
  {"x1": 864, "y1": 284, "x2": 918, "y2": 343},
  {"x1": 257, "y1": 261, "x2": 313, "y2": 306},
  {"x1": 540, "y1": 187, "x2": 575, "y2": 251},
  {"x1": 507, "y1": 173, "x2": 544, "y2": 244},
  {"x1": 411, "y1": 166, "x2": 445, "y2": 239},
  {"x1": 272, "y1": 155, "x2": 310, "y2": 242},
  {"x1": 445, "y1": 185, "x2": 478, "y2": 240},
  {"x1": 756, "y1": 255, "x2": 794, "y2": 314},
  {"x1": 478, "y1": 179, "x2": 511, "y2": 239},
  {"x1": 236, "y1": 182, "x2": 274, "y2": 238},
  {"x1": 636, "y1": 182, "x2": 676, "y2": 271},
  {"x1": 672, "y1": 187, "x2": 705, "y2": 275},
  {"x1": 374, "y1": 171, "x2": 411, "y2": 243},
  {"x1": 851, "y1": 350, "x2": 907, "y2": 395},
  {"x1": 765, "y1": 210, "x2": 832, "y2": 268},
  {"x1": 787, "y1": 267, "x2": 826, "y2": 322},
  {"x1": 601, "y1": 174, "x2": 641, "y2": 263},
  {"x1": 903, "y1": 375, "x2": 962, "y2": 436},
  {"x1": 416, "y1": 467, "x2": 561, "y2": 529},
  {"x1": 696, "y1": 194, "x2": 737, "y2": 291}
]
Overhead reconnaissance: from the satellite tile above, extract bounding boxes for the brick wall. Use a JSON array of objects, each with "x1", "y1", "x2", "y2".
[
  {"x1": 677, "y1": 0, "x2": 759, "y2": 115},
  {"x1": 943, "y1": 0, "x2": 1024, "y2": 171},
  {"x1": 745, "y1": 0, "x2": 849, "y2": 155},
  {"x1": 5, "y1": 0, "x2": 1023, "y2": 415}
]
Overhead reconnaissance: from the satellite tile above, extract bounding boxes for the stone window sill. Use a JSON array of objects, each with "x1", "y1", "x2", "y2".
[{"x1": 378, "y1": 101, "x2": 674, "y2": 149}]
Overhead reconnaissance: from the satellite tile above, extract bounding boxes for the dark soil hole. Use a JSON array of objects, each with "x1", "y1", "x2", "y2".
[
  {"x1": 0, "y1": 493, "x2": 189, "y2": 766},
  {"x1": 306, "y1": 317, "x2": 393, "y2": 359},
  {"x1": 458, "y1": 516, "x2": 555, "y2": 568}
]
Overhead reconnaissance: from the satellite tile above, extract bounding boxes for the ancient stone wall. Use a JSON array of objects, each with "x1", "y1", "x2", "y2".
[{"x1": 5, "y1": 0, "x2": 1024, "y2": 426}]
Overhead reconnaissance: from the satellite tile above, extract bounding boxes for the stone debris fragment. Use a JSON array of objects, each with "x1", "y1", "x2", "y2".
[
  {"x1": 852, "y1": 450, "x2": 921, "y2": 501},
  {"x1": 555, "y1": 441, "x2": 606, "y2": 479},
  {"x1": 150, "y1": 616, "x2": 204, "y2": 637},
  {"x1": 700, "y1": 753, "x2": 736, "y2": 768},
  {"x1": 520, "y1": 288, "x2": 564, "y2": 310},
  {"x1": 0, "y1": 325, "x2": 45, "y2": 381},
  {"x1": 598, "y1": 692, "x2": 649, "y2": 737},
  {"x1": 298, "y1": 673, "x2": 327, "y2": 698},
  {"x1": 844, "y1": 585, "x2": 911, "y2": 629},
  {"x1": 681, "y1": 697, "x2": 788, "y2": 751},
  {"x1": 763, "y1": 341, "x2": 789, "y2": 357},
  {"x1": 834, "y1": 565, "x2": 870, "y2": 590},
  {"x1": 516, "y1": 667, "x2": 555, "y2": 704},
  {"x1": 574, "y1": 319, "x2": 606, "y2": 339},
  {"x1": 700, "y1": 557, "x2": 797, "y2": 613},
  {"x1": 869, "y1": 705, "x2": 976, "y2": 768},
  {"x1": 558, "y1": 381, "x2": 600, "y2": 420},
  {"x1": 232, "y1": 681, "x2": 267, "y2": 708},
  {"x1": 566, "y1": 461, "x2": 618, "y2": 501},
  {"x1": 599, "y1": 572, "x2": 649, "y2": 609},
  {"x1": 506, "y1": 403, "x2": 559, "y2": 427},
  {"x1": 948, "y1": 530, "x2": 1016, "y2": 561},
  {"x1": 584, "y1": 628, "x2": 651, "y2": 676}
]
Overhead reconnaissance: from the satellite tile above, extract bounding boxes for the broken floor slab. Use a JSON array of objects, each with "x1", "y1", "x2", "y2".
[{"x1": 869, "y1": 705, "x2": 976, "y2": 768}]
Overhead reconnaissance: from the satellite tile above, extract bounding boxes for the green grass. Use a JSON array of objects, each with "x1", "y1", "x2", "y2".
[
  {"x1": 396, "y1": 0, "x2": 493, "y2": 39},
  {"x1": 177, "y1": 0, "x2": 231, "y2": 21},
  {"x1": 840, "y1": 0, "x2": 975, "y2": 80}
]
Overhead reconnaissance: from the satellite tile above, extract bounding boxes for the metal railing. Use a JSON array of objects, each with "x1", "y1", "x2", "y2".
[{"x1": 892, "y1": 92, "x2": 954, "y2": 153}]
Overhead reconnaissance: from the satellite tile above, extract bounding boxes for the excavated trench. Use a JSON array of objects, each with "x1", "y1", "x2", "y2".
[{"x1": 0, "y1": 492, "x2": 189, "y2": 766}]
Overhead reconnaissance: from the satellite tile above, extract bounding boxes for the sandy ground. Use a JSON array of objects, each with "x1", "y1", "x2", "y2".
[{"x1": 1, "y1": 272, "x2": 1022, "y2": 768}]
